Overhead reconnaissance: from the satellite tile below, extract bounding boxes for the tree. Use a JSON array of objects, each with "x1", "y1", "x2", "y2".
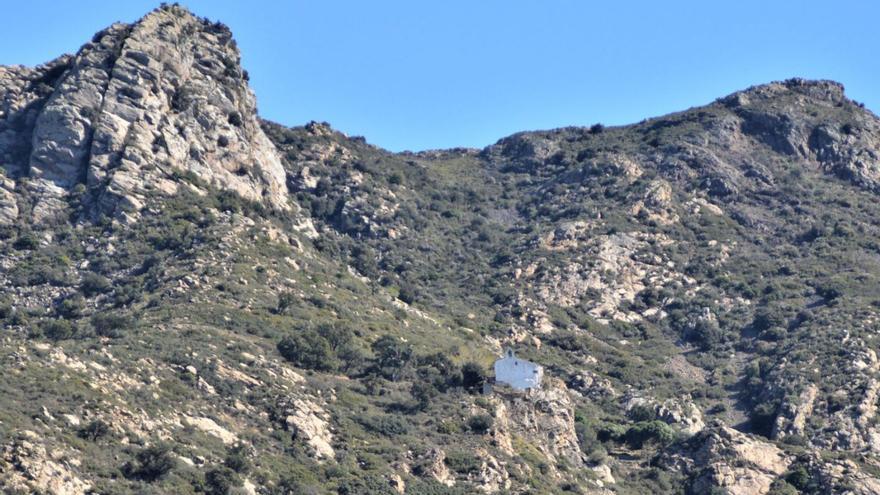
[
  {"x1": 80, "y1": 272, "x2": 111, "y2": 296},
  {"x1": 277, "y1": 329, "x2": 336, "y2": 371},
  {"x1": 124, "y1": 444, "x2": 176, "y2": 482},
  {"x1": 461, "y1": 362, "x2": 486, "y2": 392},
  {"x1": 411, "y1": 381, "x2": 437, "y2": 411},
  {"x1": 371, "y1": 335, "x2": 412, "y2": 381},
  {"x1": 42, "y1": 319, "x2": 76, "y2": 340},
  {"x1": 624, "y1": 421, "x2": 675, "y2": 448},
  {"x1": 397, "y1": 283, "x2": 417, "y2": 305},
  {"x1": 91, "y1": 312, "x2": 133, "y2": 338},
  {"x1": 205, "y1": 466, "x2": 240, "y2": 495},
  {"x1": 224, "y1": 444, "x2": 251, "y2": 474},
  {"x1": 467, "y1": 414, "x2": 494, "y2": 434},
  {"x1": 78, "y1": 420, "x2": 110, "y2": 441},
  {"x1": 416, "y1": 352, "x2": 461, "y2": 391},
  {"x1": 275, "y1": 291, "x2": 296, "y2": 315}
]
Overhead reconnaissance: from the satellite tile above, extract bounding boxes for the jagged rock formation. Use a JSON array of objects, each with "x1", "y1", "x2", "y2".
[
  {"x1": 0, "y1": 5, "x2": 289, "y2": 223},
  {"x1": 491, "y1": 380, "x2": 583, "y2": 470},
  {"x1": 662, "y1": 426, "x2": 792, "y2": 495}
]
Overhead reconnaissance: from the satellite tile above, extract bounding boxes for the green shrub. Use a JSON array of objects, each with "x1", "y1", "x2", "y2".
[
  {"x1": 91, "y1": 312, "x2": 133, "y2": 338},
  {"x1": 625, "y1": 420, "x2": 675, "y2": 448},
  {"x1": 371, "y1": 335, "x2": 413, "y2": 381},
  {"x1": 78, "y1": 420, "x2": 111, "y2": 441},
  {"x1": 123, "y1": 443, "x2": 176, "y2": 482},
  {"x1": 628, "y1": 404, "x2": 657, "y2": 422},
  {"x1": 411, "y1": 381, "x2": 438, "y2": 411},
  {"x1": 597, "y1": 423, "x2": 627, "y2": 443},
  {"x1": 467, "y1": 414, "x2": 494, "y2": 434},
  {"x1": 398, "y1": 283, "x2": 417, "y2": 304},
  {"x1": 358, "y1": 414, "x2": 409, "y2": 436},
  {"x1": 81, "y1": 272, "x2": 112, "y2": 296},
  {"x1": 277, "y1": 329, "x2": 336, "y2": 371},
  {"x1": 57, "y1": 295, "x2": 86, "y2": 318},
  {"x1": 785, "y1": 464, "x2": 816, "y2": 491},
  {"x1": 275, "y1": 291, "x2": 296, "y2": 315},
  {"x1": 460, "y1": 361, "x2": 486, "y2": 391},
  {"x1": 13, "y1": 232, "x2": 40, "y2": 250},
  {"x1": 277, "y1": 323, "x2": 364, "y2": 374},
  {"x1": 42, "y1": 318, "x2": 76, "y2": 340},
  {"x1": 444, "y1": 451, "x2": 481, "y2": 474},
  {"x1": 205, "y1": 466, "x2": 240, "y2": 495},
  {"x1": 223, "y1": 444, "x2": 251, "y2": 474}
]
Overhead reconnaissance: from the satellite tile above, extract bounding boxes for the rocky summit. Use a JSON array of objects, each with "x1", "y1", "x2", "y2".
[
  {"x1": 0, "y1": 5, "x2": 289, "y2": 225},
  {"x1": 2, "y1": 5, "x2": 880, "y2": 495}
]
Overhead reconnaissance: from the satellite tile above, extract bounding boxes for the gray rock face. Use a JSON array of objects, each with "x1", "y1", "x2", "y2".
[
  {"x1": 0, "y1": 5, "x2": 290, "y2": 223},
  {"x1": 662, "y1": 426, "x2": 792, "y2": 495}
]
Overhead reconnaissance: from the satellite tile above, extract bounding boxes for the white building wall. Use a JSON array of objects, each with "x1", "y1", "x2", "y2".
[{"x1": 494, "y1": 349, "x2": 543, "y2": 390}]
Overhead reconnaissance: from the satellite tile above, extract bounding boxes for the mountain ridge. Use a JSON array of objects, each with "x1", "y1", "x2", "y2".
[{"x1": 2, "y1": 5, "x2": 880, "y2": 495}]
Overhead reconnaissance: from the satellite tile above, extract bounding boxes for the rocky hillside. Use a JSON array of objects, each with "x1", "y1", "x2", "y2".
[{"x1": 2, "y1": 5, "x2": 880, "y2": 495}]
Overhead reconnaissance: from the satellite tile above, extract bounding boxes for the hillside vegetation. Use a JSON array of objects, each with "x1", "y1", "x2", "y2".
[{"x1": 2, "y1": 5, "x2": 880, "y2": 495}]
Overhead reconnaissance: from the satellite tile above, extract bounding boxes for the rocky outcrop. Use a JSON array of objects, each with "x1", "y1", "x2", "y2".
[
  {"x1": 282, "y1": 398, "x2": 335, "y2": 461},
  {"x1": 529, "y1": 230, "x2": 695, "y2": 322},
  {"x1": 0, "y1": 431, "x2": 91, "y2": 495},
  {"x1": 812, "y1": 457, "x2": 880, "y2": 495},
  {"x1": 771, "y1": 384, "x2": 817, "y2": 441},
  {"x1": 491, "y1": 380, "x2": 583, "y2": 471},
  {"x1": 809, "y1": 120, "x2": 880, "y2": 191},
  {"x1": 662, "y1": 426, "x2": 791, "y2": 495},
  {"x1": 0, "y1": 5, "x2": 290, "y2": 223},
  {"x1": 0, "y1": 176, "x2": 17, "y2": 223},
  {"x1": 625, "y1": 395, "x2": 705, "y2": 435},
  {"x1": 721, "y1": 79, "x2": 880, "y2": 194},
  {"x1": 414, "y1": 448, "x2": 456, "y2": 487}
]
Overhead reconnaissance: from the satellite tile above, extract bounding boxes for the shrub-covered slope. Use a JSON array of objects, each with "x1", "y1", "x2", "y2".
[{"x1": 2, "y1": 5, "x2": 880, "y2": 495}]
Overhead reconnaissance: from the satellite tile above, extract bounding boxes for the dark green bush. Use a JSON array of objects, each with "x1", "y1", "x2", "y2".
[
  {"x1": 57, "y1": 295, "x2": 86, "y2": 318},
  {"x1": 78, "y1": 420, "x2": 111, "y2": 441},
  {"x1": 358, "y1": 414, "x2": 409, "y2": 436},
  {"x1": 275, "y1": 291, "x2": 296, "y2": 315},
  {"x1": 205, "y1": 466, "x2": 240, "y2": 495},
  {"x1": 277, "y1": 329, "x2": 336, "y2": 371},
  {"x1": 277, "y1": 323, "x2": 364, "y2": 374},
  {"x1": 410, "y1": 381, "x2": 438, "y2": 411},
  {"x1": 13, "y1": 232, "x2": 40, "y2": 250},
  {"x1": 124, "y1": 443, "x2": 176, "y2": 482},
  {"x1": 223, "y1": 444, "x2": 251, "y2": 474},
  {"x1": 81, "y1": 272, "x2": 112, "y2": 296},
  {"x1": 628, "y1": 404, "x2": 657, "y2": 422},
  {"x1": 42, "y1": 318, "x2": 76, "y2": 340},
  {"x1": 460, "y1": 361, "x2": 486, "y2": 391},
  {"x1": 467, "y1": 414, "x2": 493, "y2": 434},
  {"x1": 91, "y1": 312, "x2": 133, "y2": 338},
  {"x1": 624, "y1": 421, "x2": 675, "y2": 448},
  {"x1": 371, "y1": 335, "x2": 413, "y2": 381},
  {"x1": 444, "y1": 451, "x2": 481, "y2": 474}
]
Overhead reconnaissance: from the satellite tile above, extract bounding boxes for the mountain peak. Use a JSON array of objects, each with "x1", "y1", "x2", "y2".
[
  {"x1": 0, "y1": 3, "x2": 290, "y2": 224},
  {"x1": 718, "y1": 78, "x2": 849, "y2": 109}
]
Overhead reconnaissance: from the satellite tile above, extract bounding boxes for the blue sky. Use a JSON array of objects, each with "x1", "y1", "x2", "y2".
[{"x1": 1, "y1": 1, "x2": 877, "y2": 151}]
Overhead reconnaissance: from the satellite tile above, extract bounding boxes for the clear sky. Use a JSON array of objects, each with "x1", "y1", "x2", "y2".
[{"x1": 1, "y1": 1, "x2": 877, "y2": 151}]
